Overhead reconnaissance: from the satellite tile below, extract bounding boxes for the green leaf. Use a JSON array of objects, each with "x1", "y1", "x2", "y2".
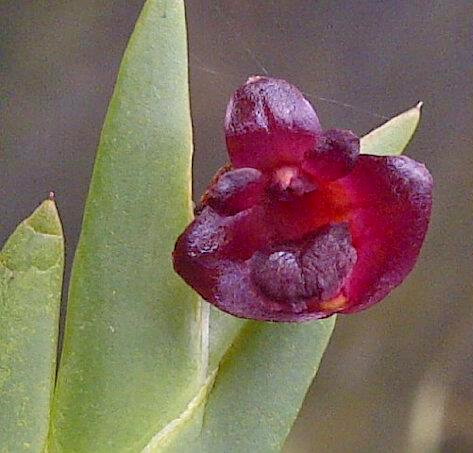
[
  {"x1": 203, "y1": 318, "x2": 336, "y2": 453},
  {"x1": 49, "y1": 1, "x2": 204, "y2": 451},
  {"x1": 143, "y1": 315, "x2": 335, "y2": 453},
  {"x1": 360, "y1": 102, "x2": 422, "y2": 156},
  {"x1": 143, "y1": 103, "x2": 423, "y2": 453},
  {"x1": 0, "y1": 199, "x2": 64, "y2": 453}
]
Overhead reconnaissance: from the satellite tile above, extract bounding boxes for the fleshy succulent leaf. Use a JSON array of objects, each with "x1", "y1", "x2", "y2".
[
  {"x1": 0, "y1": 199, "x2": 64, "y2": 452},
  {"x1": 49, "y1": 1, "x2": 205, "y2": 451},
  {"x1": 360, "y1": 102, "x2": 422, "y2": 156}
]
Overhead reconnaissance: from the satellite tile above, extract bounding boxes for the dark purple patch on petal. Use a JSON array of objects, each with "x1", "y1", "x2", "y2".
[
  {"x1": 302, "y1": 223, "x2": 357, "y2": 301},
  {"x1": 251, "y1": 248, "x2": 305, "y2": 302},
  {"x1": 173, "y1": 206, "x2": 272, "y2": 301},
  {"x1": 250, "y1": 223, "x2": 356, "y2": 305}
]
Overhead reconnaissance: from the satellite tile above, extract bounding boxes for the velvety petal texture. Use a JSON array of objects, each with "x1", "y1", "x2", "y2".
[{"x1": 173, "y1": 77, "x2": 433, "y2": 322}]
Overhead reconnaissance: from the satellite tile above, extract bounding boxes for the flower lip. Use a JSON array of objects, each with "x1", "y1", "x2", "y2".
[{"x1": 173, "y1": 77, "x2": 433, "y2": 322}]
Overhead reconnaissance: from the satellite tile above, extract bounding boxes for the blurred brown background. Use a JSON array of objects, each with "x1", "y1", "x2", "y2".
[{"x1": 1, "y1": 1, "x2": 472, "y2": 452}]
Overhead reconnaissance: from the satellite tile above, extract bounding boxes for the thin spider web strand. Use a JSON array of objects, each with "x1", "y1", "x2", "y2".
[
  {"x1": 212, "y1": 3, "x2": 269, "y2": 76},
  {"x1": 190, "y1": 56, "x2": 388, "y2": 120},
  {"x1": 204, "y1": 4, "x2": 388, "y2": 121}
]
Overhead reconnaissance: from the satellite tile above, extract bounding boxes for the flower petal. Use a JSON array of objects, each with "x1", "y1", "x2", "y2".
[
  {"x1": 225, "y1": 76, "x2": 322, "y2": 170},
  {"x1": 339, "y1": 155, "x2": 433, "y2": 312}
]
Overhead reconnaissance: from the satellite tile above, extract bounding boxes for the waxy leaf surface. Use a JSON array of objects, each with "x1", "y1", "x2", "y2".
[
  {"x1": 49, "y1": 1, "x2": 204, "y2": 451},
  {"x1": 0, "y1": 200, "x2": 64, "y2": 452}
]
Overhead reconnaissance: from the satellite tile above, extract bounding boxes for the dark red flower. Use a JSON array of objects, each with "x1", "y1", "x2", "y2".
[{"x1": 173, "y1": 76, "x2": 433, "y2": 322}]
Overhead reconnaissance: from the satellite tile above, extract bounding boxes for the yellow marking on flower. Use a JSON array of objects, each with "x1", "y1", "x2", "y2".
[{"x1": 319, "y1": 294, "x2": 348, "y2": 312}]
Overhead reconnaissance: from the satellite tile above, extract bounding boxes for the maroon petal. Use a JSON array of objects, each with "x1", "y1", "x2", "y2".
[
  {"x1": 339, "y1": 155, "x2": 433, "y2": 313},
  {"x1": 225, "y1": 76, "x2": 322, "y2": 170}
]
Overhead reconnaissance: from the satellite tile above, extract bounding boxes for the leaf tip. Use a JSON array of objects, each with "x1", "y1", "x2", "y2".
[
  {"x1": 26, "y1": 198, "x2": 63, "y2": 237},
  {"x1": 409, "y1": 101, "x2": 423, "y2": 132}
]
